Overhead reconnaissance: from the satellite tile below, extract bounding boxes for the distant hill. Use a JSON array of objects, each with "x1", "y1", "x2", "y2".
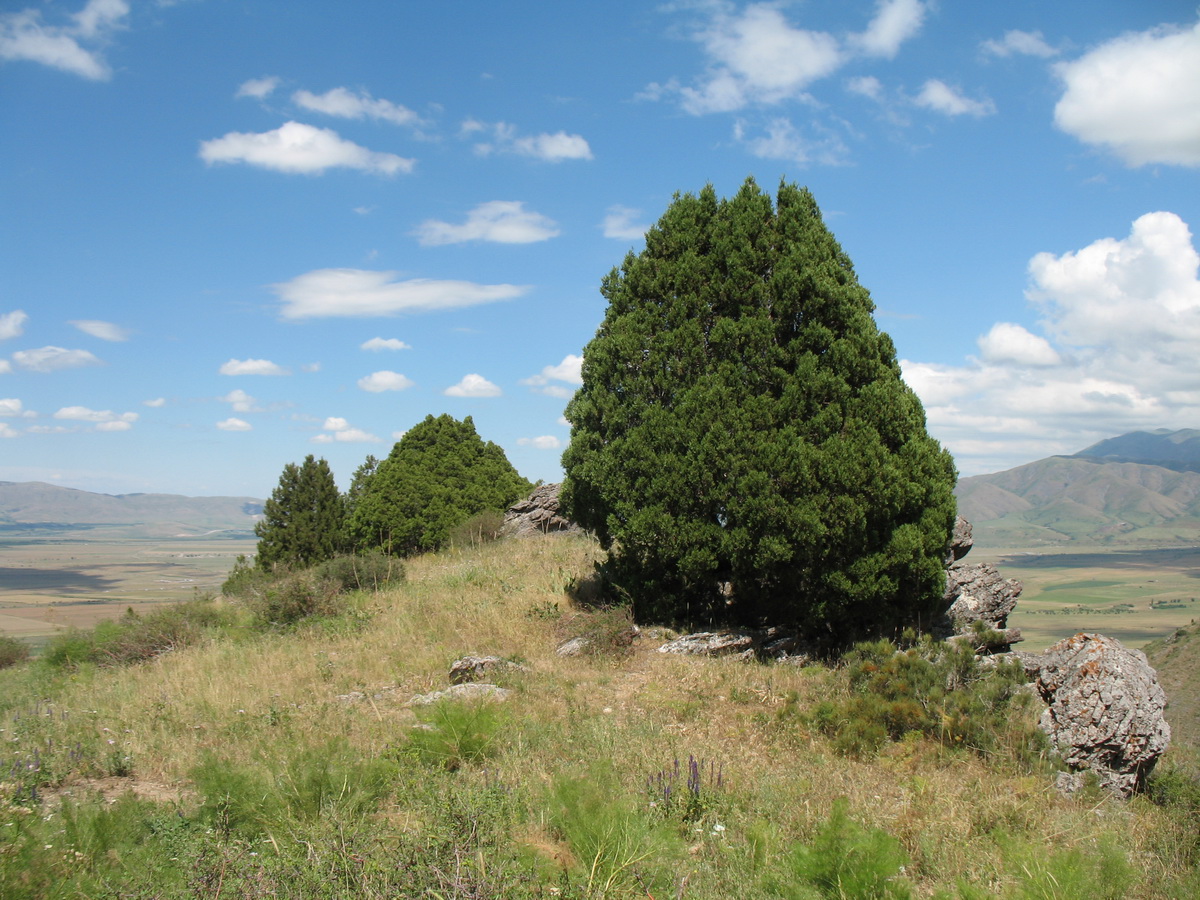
[
  {"x1": 1073, "y1": 428, "x2": 1200, "y2": 473},
  {"x1": 0, "y1": 481, "x2": 264, "y2": 538},
  {"x1": 955, "y1": 429, "x2": 1200, "y2": 546},
  {"x1": 1145, "y1": 620, "x2": 1200, "y2": 751}
]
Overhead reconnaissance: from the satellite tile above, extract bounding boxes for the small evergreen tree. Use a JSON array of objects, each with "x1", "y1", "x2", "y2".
[
  {"x1": 350, "y1": 414, "x2": 532, "y2": 556},
  {"x1": 254, "y1": 454, "x2": 346, "y2": 570},
  {"x1": 562, "y1": 177, "x2": 957, "y2": 643}
]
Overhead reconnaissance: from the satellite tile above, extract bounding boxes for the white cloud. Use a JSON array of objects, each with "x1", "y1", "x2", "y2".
[
  {"x1": 361, "y1": 337, "x2": 411, "y2": 351},
  {"x1": 219, "y1": 358, "x2": 289, "y2": 376},
  {"x1": 12, "y1": 346, "x2": 102, "y2": 372},
  {"x1": 602, "y1": 206, "x2": 649, "y2": 241},
  {"x1": 0, "y1": 0, "x2": 128, "y2": 81},
  {"x1": 904, "y1": 211, "x2": 1200, "y2": 476},
  {"x1": 444, "y1": 374, "x2": 501, "y2": 398},
  {"x1": 0, "y1": 361, "x2": 10, "y2": 374},
  {"x1": 313, "y1": 416, "x2": 379, "y2": 443},
  {"x1": 0, "y1": 310, "x2": 27, "y2": 341},
  {"x1": 357, "y1": 370, "x2": 414, "y2": 393},
  {"x1": 521, "y1": 354, "x2": 583, "y2": 399},
  {"x1": 217, "y1": 417, "x2": 252, "y2": 432},
  {"x1": 851, "y1": 0, "x2": 926, "y2": 59},
  {"x1": 273, "y1": 268, "x2": 527, "y2": 319},
  {"x1": 199, "y1": 121, "x2": 415, "y2": 176},
  {"x1": 220, "y1": 388, "x2": 261, "y2": 412},
  {"x1": 1053, "y1": 20, "x2": 1200, "y2": 168},
  {"x1": 143, "y1": 397, "x2": 166, "y2": 408},
  {"x1": 846, "y1": 76, "x2": 883, "y2": 101},
  {"x1": 981, "y1": 30, "x2": 1058, "y2": 59},
  {"x1": 54, "y1": 406, "x2": 138, "y2": 429},
  {"x1": 236, "y1": 76, "x2": 280, "y2": 99},
  {"x1": 70, "y1": 319, "x2": 129, "y2": 341},
  {"x1": 467, "y1": 120, "x2": 593, "y2": 162},
  {"x1": 679, "y1": 4, "x2": 843, "y2": 114},
  {"x1": 416, "y1": 201, "x2": 560, "y2": 246},
  {"x1": 914, "y1": 79, "x2": 996, "y2": 117},
  {"x1": 0, "y1": 423, "x2": 17, "y2": 438},
  {"x1": 517, "y1": 435, "x2": 562, "y2": 450},
  {"x1": 976, "y1": 323, "x2": 1062, "y2": 367},
  {"x1": 292, "y1": 87, "x2": 425, "y2": 127},
  {"x1": 0, "y1": 398, "x2": 35, "y2": 418},
  {"x1": 733, "y1": 117, "x2": 849, "y2": 165}
]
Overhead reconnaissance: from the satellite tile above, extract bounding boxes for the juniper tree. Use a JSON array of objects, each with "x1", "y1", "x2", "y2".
[
  {"x1": 254, "y1": 454, "x2": 346, "y2": 570},
  {"x1": 561, "y1": 178, "x2": 957, "y2": 643},
  {"x1": 349, "y1": 414, "x2": 532, "y2": 556}
]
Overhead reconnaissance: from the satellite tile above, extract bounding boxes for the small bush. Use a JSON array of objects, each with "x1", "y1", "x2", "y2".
[
  {"x1": 242, "y1": 570, "x2": 344, "y2": 628},
  {"x1": 0, "y1": 634, "x2": 30, "y2": 670},
  {"x1": 408, "y1": 700, "x2": 509, "y2": 771},
  {"x1": 447, "y1": 509, "x2": 506, "y2": 549},
  {"x1": 313, "y1": 550, "x2": 405, "y2": 593}
]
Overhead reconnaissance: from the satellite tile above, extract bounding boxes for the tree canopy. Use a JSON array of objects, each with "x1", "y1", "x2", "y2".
[
  {"x1": 254, "y1": 454, "x2": 345, "y2": 570},
  {"x1": 350, "y1": 414, "x2": 533, "y2": 557},
  {"x1": 561, "y1": 177, "x2": 957, "y2": 643}
]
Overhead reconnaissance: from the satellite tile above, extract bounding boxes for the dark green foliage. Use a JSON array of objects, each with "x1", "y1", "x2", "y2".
[
  {"x1": 562, "y1": 177, "x2": 957, "y2": 641},
  {"x1": 780, "y1": 799, "x2": 912, "y2": 899},
  {"x1": 254, "y1": 454, "x2": 346, "y2": 569},
  {"x1": 0, "y1": 634, "x2": 29, "y2": 670},
  {"x1": 812, "y1": 637, "x2": 1036, "y2": 757},
  {"x1": 350, "y1": 414, "x2": 532, "y2": 556}
]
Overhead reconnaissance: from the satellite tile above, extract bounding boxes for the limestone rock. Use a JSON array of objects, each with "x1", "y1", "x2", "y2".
[
  {"x1": 502, "y1": 483, "x2": 581, "y2": 538},
  {"x1": 937, "y1": 562, "x2": 1024, "y2": 651},
  {"x1": 1035, "y1": 632, "x2": 1170, "y2": 796},
  {"x1": 449, "y1": 655, "x2": 528, "y2": 684},
  {"x1": 946, "y1": 515, "x2": 974, "y2": 564},
  {"x1": 407, "y1": 683, "x2": 511, "y2": 706},
  {"x1": 657, "y1": 627, "x2": 814, "y2": 663}
]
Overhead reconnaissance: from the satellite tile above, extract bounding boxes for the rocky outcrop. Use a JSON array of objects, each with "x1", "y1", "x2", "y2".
[
  {"x1": 449, "y1": 655, "x2": 528, "y2": 684},
  {"x1": 502, "y1": 483, "x2": 582, "y2": 537},
  {"x1": 939, "y1": 563, "x2": 1024, "y2": 651},
  {"x1": 1034, "y1": 632, "x2": 1171, "y2": 796},
  {"x1": 407, "y1": 683, "x2": 512, "y2": 706},
  {"x1": 658, "y1": 627, "x2": 815, "y2": 663},
  {"x1": 946, "y1": 515, "x2": 974, "y2": 564}
]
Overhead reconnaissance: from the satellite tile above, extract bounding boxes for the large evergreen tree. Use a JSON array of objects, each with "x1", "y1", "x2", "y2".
[
  {"x1": 254, "y1": 454, "x2": 345, "y2": 569},
  {"x1": 562, "y1": 178, "x2": 957, "y2": 643},
  {"x1": 350, "y1": 414, "x2": 532, "y2": 557}
]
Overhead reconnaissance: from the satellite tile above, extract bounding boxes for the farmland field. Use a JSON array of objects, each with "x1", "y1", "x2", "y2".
[
  {"x1": 971, "y1": 544, "x2": 1200, "y2": 651},
  {"x1": 0, "y1": 528, "x2": 255, "y2": 648}
]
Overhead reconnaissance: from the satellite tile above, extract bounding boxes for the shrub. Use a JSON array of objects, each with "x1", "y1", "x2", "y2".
[
  {"x1": 313, "y1": 550, "x2": 405, "y2": 593},
  {"x1": 242, "y1": 569, "x2": 344, "y2": 628},
  {"x1": 447, "y1": 508, "x2": 506, "y2": 549},
  {"x1": 0, "y1": 634, "x2": 30, "y2": 670},
  {"x1": 407, "y1": 699, "x2": 509, "y2": 771}
]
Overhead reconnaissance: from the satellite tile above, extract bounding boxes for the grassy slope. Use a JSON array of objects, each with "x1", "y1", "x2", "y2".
[
  {"x1": 1, "y1": 535, "x2": 1197, "y2": 898},
  {"x1": 1146, "y1": 620, "x2": 1200, "y2": 751}
]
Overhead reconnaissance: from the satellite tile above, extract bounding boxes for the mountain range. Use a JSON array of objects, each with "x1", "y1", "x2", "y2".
[
  {"x1": 955, "y1": 429, "x2": 1200, "y2": 545},
  {"x1": 0, "y1": 481, "x2": 263, "y2": 539}
]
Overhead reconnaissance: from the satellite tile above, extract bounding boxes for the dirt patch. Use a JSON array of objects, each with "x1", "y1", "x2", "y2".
[{"x1": 44, "y1": 776, "x2": 194, "y2": 807}]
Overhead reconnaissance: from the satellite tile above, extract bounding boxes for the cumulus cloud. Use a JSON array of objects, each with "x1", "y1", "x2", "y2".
[
  {"x1": 0, "y1": 310, "x2": 27, "y2": 341},
  {"x1": 517, "y1": 435, "x2": 562, "y2": 450},
  {"x1": 981, "y1": 29, "x2": 1058, "y2": 59},
  {"x1": 602, "y1": 206, "x2": 649, "y2": 241},
  {"x1": 0, "y1": 398, "x2": 35, "y2": 418},
  {"x1": 199, "y1": 121, "x2": 415, "y2": 176},
  {"x1": 357, "y1": 370, "x2": 414, "y2": 393},
  {"x1": 0, "y1": 361, "x2": 9, "y2": 374},
  {"x1": 415, "y1": 201, "x2": 559, "y2": 246},
  {"x1": 0, "y1": 423, "x2": 17, "y2": 438},
  {"x1": 444, "y1": 374, "x2": 501, "y2": 398},
  {"x1": 292, "y1": 87, "x2": 425, "y2": 127},
  {"x1": 54, "y1": 406, "x2": 137, "y2": 431},
  {"x1": 360, "y1": 337, "x2": 411, "y2": 351},
  {"x1": 851, "y1": 0, "x2": 926, "y2": 59},
  {"x1": 217, "y1": 417, "x2": 252, "y2": 432},
  {"x1": 143, "y1": 397, "x2": 166, "y2": 408},
  {"x1": 236, "y1": 76, "x2": 280, "y2": 99},
  {"x1": 0, "y1": 0, "x2": 128, "y2": 81},
  {"x1": 12, "y1": 346, "x2": 102, "y2": 372},
  {"x1": 313, "y1": 416, "x2": 380, "y2": 443},
  {"x1": 521, "y1": 354, "x2": 582, "y2": 399},
  {"x1": 903, "y1": 211, "x2": 1200, "y2": 476},
  {"x1": 273, "y1": 268, "x2": 527, "y2": 319},
  {"x1": 465, "y1": 120, "x2": 593, "y2": 162},
  {"x1": 914, "y1": 79, "x2": 996, "y2": 117},
  {"x1": 733, "y1": 117, "x2": 849, "y2": 165},
  {"x1": 1053, "y1": 20, "x2": 1200, "y2": 167},
  {"x1": 70, "y1": 319, "x2": 129, "y2": 341},
  {"x1": 220, "y1": 389, "x2": 261, "y2": 412},
  {"x1": 218, "y1": 358, "x2": 289, "y2": 376}
]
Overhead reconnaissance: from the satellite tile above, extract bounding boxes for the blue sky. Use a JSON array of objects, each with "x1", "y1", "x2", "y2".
[{"x1": 2, "y1": 0, "x2": 1199, "y2": 498}]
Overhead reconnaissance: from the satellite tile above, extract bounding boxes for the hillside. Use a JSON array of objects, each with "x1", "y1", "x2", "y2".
[
  {"x1": 0, "y1": 481, "x2": 263, "y2": 538},
  {"x1": 1146, "y1": 619, "x2": 1200, "y2": 751},
  {"x1": 955, "y1": 431, "x2": 1200, "y2": 545}
]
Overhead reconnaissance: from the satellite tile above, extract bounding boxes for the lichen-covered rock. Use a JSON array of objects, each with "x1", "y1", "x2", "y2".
[
  {"x1": 937, "y1": 563, "x2": 1024, "y2": 651},
  {"x1": 448, "y1": 655, "x2": 528, "y2": 684},
  {"x1": 407, "y1": 683, "x2": 511, "y2": 706},
  {"x1": 502, "y1": 483, "x2": 581, "y2": 537},
  {"x1": 945, "y1": 515, "x2": 974, "y2": 564},
  {"x1": 1035, "y1": 632, "x2": 1171, "y2": 796},
  {"x1": 657, "y1": 627, "x2": 814, "y2": 662}
]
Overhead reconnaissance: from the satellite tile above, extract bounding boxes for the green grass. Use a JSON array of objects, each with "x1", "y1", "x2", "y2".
[{"x1": 0, "y1": 534, "x2": 1196, "y2": 898}]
